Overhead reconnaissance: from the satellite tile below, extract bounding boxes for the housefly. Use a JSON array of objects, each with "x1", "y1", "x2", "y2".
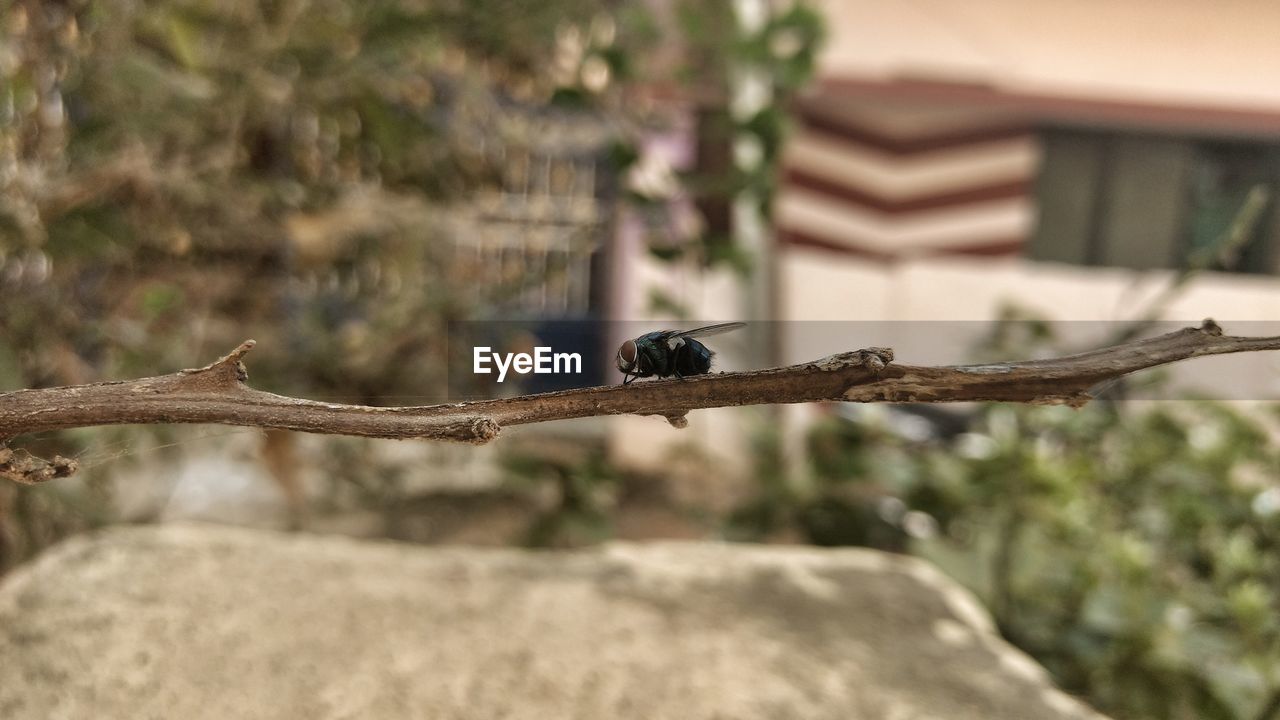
[{"x1": 616, "y1": 322, "x2": 746, "y2": 385}]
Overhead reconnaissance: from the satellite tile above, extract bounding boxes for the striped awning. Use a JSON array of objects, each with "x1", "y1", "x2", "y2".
[{"x1": 778, "y1": 92, "x2": 1040, "y2": 260}]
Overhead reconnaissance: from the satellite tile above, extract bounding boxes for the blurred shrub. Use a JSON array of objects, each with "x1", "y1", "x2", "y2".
[
  {"x1": 918, "y1": 400, "x2": 1280, "y2": 720},
  {"x1": 0, "y1": 0, "x2": 636, "y2": 567},
  {"x1": 2, "y1": 0, "x2": 610, "y2": 393},
  {"x1": 730, "y1": 365, "x2": 1280, "y2": 720},
  {"x1": 501, "y1": 440, "x2": 620, "y2": 548},
  {"x1": 0, "y1": 0, "x2": 826, "y2": 567}
]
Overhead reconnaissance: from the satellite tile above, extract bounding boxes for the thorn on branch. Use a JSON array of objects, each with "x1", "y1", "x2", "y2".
[
  {"x1": 176, "y1": 339, "x2": 256, "y2": 391},
  {"x1": 447, "y1": 417, "x2": 500, "y2": 444},
  {"x1": 813, "y1": 347, "x2": 894, "y2": 373},
  {"x1": 0, "y1": 445, "x2": 79, "y2": 485},
  {"x1": 663, "y1": 412, "x2": 689, "y2": 429}
]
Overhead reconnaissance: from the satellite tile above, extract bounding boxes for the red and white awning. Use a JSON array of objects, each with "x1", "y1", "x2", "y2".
[{"x1": 777, "y1": 93, "x2": 1040, "y2": 260}]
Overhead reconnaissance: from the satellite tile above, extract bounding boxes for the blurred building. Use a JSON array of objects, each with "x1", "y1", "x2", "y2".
[
  {"x1": 781, "y1": 0, "x2": 1280, "y2": 271},
  {"x1": 772, "y1": 0, "x2": 1280, "y2": 335},
  {"x1": 609, "y1": 0, "x2": 1280, "y2": 475}
]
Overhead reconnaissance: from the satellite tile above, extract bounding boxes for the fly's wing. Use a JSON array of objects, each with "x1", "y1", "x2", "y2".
[{"x1": 673, "y1": 322, "x2": 746, "y2": 340}]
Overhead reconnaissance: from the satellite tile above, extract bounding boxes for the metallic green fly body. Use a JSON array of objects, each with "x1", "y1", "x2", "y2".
[{"x1": 615, "y1": 322, "x2": 746, "y2": 385}]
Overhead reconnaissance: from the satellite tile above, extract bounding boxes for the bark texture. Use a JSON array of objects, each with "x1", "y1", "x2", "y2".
[{"x1": 2, "y1": 320, "x2": 1278, "y2": 484}]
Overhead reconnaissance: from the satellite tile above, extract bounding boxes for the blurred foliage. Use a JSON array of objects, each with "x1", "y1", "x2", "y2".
[
  {"x1": 723, "y1": 320, "x2": 1280, "y2": 720},
  {"x1": 2, "y1": 0, "x2": 608, "y2": 566},
  {"x1": 500, "y1": 441, "x2": 621, "y2": 547},
  {"x1": 1, "y1": 11, "x2": 1274, "y2": 720},
  {"x1": 621, "y1": 0, "x2": 824, "y2": 275},
  {"x1": 0, "y1": 0, "x2": 823, "y2": 567},
  {"x1": 1, "y1": 0, "x2": 616, "y2": 396}
]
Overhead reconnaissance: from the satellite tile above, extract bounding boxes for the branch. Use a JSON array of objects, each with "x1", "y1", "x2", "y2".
[{"x1": 2, "y1": 320, "x2": 1278, "y2": 484}]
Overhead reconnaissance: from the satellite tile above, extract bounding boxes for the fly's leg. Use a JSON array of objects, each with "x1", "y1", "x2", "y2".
[{"x1": 623, "y1": 373, "x2": 634, "y2": 386}]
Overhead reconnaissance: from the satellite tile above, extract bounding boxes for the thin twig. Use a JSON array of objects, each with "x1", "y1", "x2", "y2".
[
  {"x1": 1112, "y1": 185, "x2": 1270, "y2": 346},
  {"x1": 1, "y1": 320, "x2": 1279, "y2": 484}
]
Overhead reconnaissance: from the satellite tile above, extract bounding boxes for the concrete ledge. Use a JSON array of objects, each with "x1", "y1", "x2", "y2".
[{"x1": 0, "y1": 524, "x2": 1108, "y2": 720}]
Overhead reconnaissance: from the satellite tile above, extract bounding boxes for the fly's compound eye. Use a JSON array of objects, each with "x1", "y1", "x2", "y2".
[{"x1": 617, "y1": 339, "x2": 638, "y2": 371}]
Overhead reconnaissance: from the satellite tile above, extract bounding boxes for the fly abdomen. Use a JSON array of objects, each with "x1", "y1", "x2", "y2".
[{"x1": 674, "y1": 339, "x2": 714, "y2": 377}]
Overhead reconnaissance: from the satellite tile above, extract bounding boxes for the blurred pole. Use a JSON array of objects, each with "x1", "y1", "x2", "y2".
[
  {"x1": 733, "y1": 0, "x2": 801, "y2": 485},
  {"x1": 732, "y1": 0, "x2": 778, "y2": 361}
]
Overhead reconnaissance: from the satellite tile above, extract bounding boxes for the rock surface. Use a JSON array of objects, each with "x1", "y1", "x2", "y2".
[{"x1": 0, "y1": 524, "x2": 1108, "y2": 720}]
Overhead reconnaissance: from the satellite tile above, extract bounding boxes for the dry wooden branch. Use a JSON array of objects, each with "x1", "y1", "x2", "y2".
[{"x1": 2, "y1": 320, "x2": 1278, "y2": 484}]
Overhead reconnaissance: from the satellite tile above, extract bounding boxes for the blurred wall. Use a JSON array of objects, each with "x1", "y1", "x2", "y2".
[
  {"x1": 610, "y1": 0, "x2": 1280, "y2": 477},
  {"x1": 780, "y1": 248, "x2": 1280, "y2": 397},
  {"x1": 815, "y1": 0, "x2": 1280, "y2": 110}
]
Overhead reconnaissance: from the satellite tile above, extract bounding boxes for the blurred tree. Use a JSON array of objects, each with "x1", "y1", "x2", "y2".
[
  {"x1": 0, "y1": 0, "x2": 824, "y2": 564},
  {"x1": 0, "y1": 0, "x2": 630, "y2": 561},
  {"x1": 1, "y1": 0, "x2": 616, "y2": 395},
  {"x1": 740, "y1": 331, "x2": 1280, "y2": 720}
]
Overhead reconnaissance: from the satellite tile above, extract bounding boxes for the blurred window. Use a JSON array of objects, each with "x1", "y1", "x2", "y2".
[
  {"x1": 450, "y1": 111, "x2": 613, "y2": 317},
  {"x1": 1030, "y1": 128, "x2": 1280, "y2": 274},
  {"x1": 447, "y1": 110, "x2": 614, "y2": 389}
]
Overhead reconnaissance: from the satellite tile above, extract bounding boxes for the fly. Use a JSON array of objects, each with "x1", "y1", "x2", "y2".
[{"x1": 615, "y1": 322, "x2": 746, "y2": 385}]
